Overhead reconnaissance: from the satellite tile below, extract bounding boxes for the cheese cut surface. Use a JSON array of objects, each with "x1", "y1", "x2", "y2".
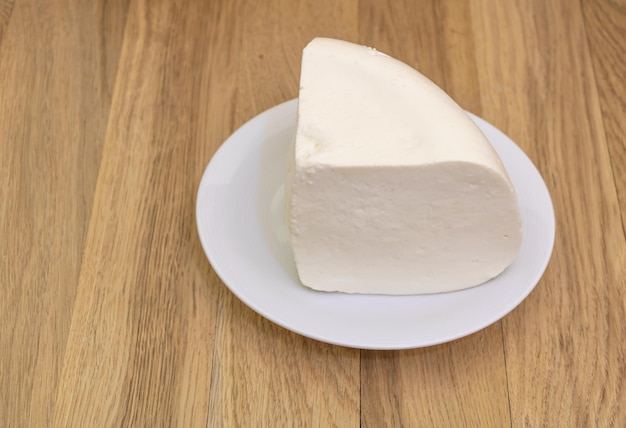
[{"x1": 287, "y1": 37, "x2": 522, "y2": 295}]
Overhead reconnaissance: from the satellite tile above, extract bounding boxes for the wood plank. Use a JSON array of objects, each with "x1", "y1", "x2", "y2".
[
  {"x1": 0, "y1": 1, "x2": 129, "y2": 426},
  {"x1": 471, "y1": 0, "x2": 626, "y2": 425},
  {"x1": 206, "y1": 1, "x2": 361, "y2": 426},
  {"x1": 361, "y1": 325, "x2": 511, "y2": 427},
  {"x1": 0, "y1": 0, "x2": 14, "y2": 44},
  {"x1": 358, "y1": 1, "x2": 511, "y2": 426},
  {"x1": 52, "y1": 0, "x2": 220, "y2": 425},
  {"x1": 209, "y1": 296, "x2": 360, "y2": 427},
  {"x1": 583, "y1": 0, "x2": 626, "y2": 236}
]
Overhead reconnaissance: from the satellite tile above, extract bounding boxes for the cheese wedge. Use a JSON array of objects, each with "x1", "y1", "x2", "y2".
[{"x1": 287, "y1": 37, "x2": 522, "y2": 294}]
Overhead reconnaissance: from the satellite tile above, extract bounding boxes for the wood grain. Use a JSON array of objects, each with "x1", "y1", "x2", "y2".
[
  {"x1": 209, "y1": 295, "x2": 359, "y2": 427},
  {"x1": 362, "y1": 325, "x2": 511, "y2": 427},
  {"x1": 0, "y1": 0, "x2": 624, "y2": 426},
  {"x1": 472, "y1": 0, "x2": 626, "y2": 425},
  {"x1": 0, "y1": 1, "x2": 128, "y2": 426},
  {"x1": 51, "y1": 0, "x2": 219, "y2": 425},
  {"x1": 583, "y1": 0, "x2": 626, "y2": 235},
  {"x1": 0, "y1": 0, "x2": 14, "y2": 44}
]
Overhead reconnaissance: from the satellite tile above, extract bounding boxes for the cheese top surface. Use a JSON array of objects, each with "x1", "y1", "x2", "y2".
[
  {"x1": 288, "y1": 38, "x2": 523, "y2": 295},
  {"x1": 296, "y1": 37, "x2": 505, "y2": 172}
]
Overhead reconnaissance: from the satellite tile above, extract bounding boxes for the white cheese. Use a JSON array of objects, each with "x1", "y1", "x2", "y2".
[{"x1": 287, "y1": 37, "x2": 522, "y2": 294}]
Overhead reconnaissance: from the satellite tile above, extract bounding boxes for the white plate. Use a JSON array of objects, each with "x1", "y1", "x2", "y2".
[{"x1": 196, "y1": 99, "x2": 555, "y2": 350}]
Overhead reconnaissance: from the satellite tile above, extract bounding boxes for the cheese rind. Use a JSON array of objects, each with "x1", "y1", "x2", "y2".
[{"x1": 288, "y1": 38, "x2": 522, "y2": 295}]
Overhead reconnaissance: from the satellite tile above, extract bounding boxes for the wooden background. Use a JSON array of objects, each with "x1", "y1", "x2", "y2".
[{"x1": 1, "y1": 0, "x2": 625, "y2": 426}]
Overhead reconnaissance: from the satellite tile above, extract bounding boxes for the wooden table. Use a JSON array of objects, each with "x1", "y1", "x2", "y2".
[{"x1": 1, "y1": 0, "x2": 624, "y2": 426}]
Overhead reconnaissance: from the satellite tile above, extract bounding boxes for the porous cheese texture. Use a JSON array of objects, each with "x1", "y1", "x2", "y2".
[{"x1": 287, "y1": 37, "x2": 522, "y2": 295}]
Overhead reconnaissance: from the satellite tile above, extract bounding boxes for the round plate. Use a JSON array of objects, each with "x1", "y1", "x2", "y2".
[{"x1": 196, "y1": 99, "x2": 555, "y2": 349}]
